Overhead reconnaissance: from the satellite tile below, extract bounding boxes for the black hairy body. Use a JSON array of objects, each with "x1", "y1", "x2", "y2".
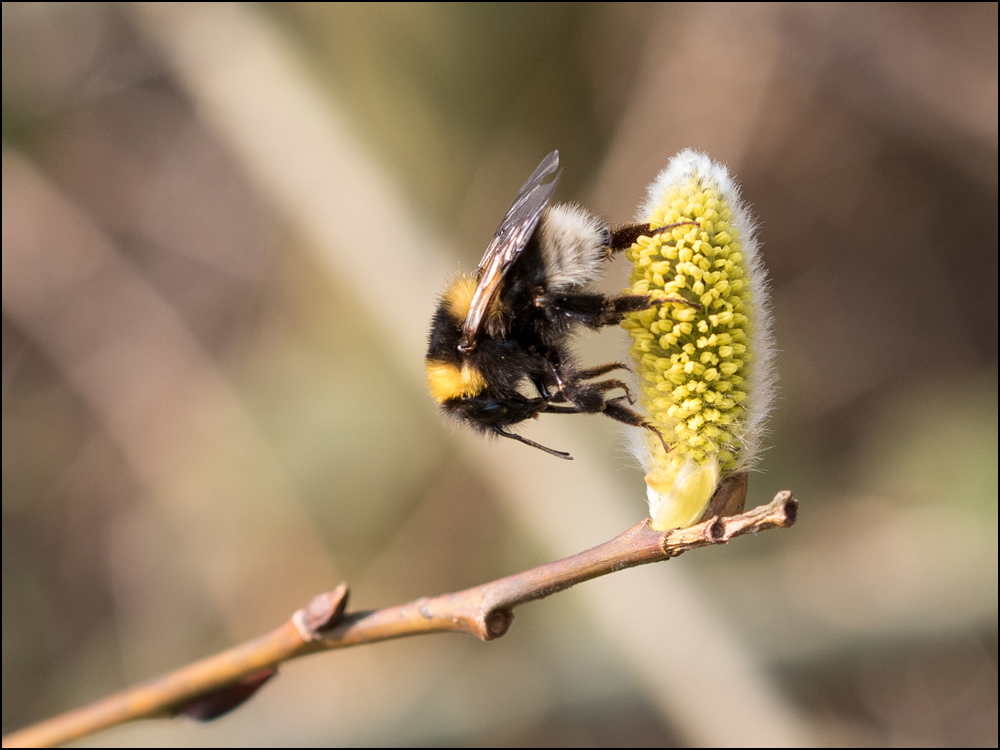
[{"x1": 425, "y1": 152, "x2": 689, "y2": 459}]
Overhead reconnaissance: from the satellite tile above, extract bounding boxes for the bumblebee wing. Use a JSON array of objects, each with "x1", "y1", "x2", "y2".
[
  {"x1": 473, "y1": 150, "x2": 561, "y2": 275},
  {"x1": 459, "y1": 151, "x2": 561, "y2": 351}
]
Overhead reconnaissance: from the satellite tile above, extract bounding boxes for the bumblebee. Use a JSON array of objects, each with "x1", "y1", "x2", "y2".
[{"x1": 425, "y1": 151, "x2": 691, "y2": 459}]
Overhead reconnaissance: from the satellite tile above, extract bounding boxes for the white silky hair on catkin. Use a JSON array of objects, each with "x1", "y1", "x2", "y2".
[
  {"x1": 635, "y1": 149, "x2": 777, "y2": 474},
  {"x1": 539, "y1": 203, "x2": 608, "y2": 291}
]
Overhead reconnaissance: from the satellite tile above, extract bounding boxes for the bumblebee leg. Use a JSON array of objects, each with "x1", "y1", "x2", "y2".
[
  {"x1": 560, "y1": 373, "x2": 635, "y2": 404},
  {"x1": 606, "y1": 220, "x2": 699, "y2": 254},
  {"x1": 533, "y1": 375, "x2": 569, "y2": 403},
  {"x1": 587, "y1": 378, "x2": 635, "y2": 404},
  {"x1": 541, "y1": 404, "x2": 581, "y2": 414},
  {"x1": 538, "y1": 356, "x2": 572, "y2": 397},
  {"x1": 657, "y1": 296, "x2": 702, "y2": 309},
  {"x1": 554, "y1": 380, "x2": 607, "y2": 413},
  {"x1": 545, "y1": 358, "x2": 632, "y2": 406},
  {"x1": 545, "y1": 384, "x2": 643, "y2": 418},
  {"x1": 530, "y1": 376, "x2": 554, "y2": 400},
  {"x1": 491, "y1": 425, "x2": 572, "y2": 460},
  {"x1": 575, "y1": 361, "x2": 631, "y2": 380},
  {"x1": 552, "y1": 361, "x2": 632, "y2": 394},
  {"x1": 602, "y1": 397, "x2": 671, "y2": 454},
  {"x1": 534, "y1": 292, "x2": 654, "y2": 328}
]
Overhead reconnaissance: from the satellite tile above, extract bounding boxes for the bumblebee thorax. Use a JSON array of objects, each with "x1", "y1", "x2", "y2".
[{"x1": 425, "y1": 359, "x2": 486, "y2": 403}]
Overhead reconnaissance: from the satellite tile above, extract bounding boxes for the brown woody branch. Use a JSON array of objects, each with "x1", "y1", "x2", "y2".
[{"x1": 2, "y1": 486, "x2": 796, "y2": 748}]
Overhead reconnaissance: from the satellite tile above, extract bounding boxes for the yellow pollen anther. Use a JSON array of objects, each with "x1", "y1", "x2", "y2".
[{"x1": 621, "y1": 149, "x2": 772, "y2": 531}]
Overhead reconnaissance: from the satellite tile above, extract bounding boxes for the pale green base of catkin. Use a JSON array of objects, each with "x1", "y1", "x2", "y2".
[
  {"x1": 624, "y1": 150, "x2": 774, "y2": 531},
  {"x1": 645, "y1": 451, "x2": 719, "y2": 530}
]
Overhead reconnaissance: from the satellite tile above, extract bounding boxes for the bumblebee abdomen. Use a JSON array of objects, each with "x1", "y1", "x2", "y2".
[
  {"x1": 442, "y1": 274, "x2": 477, "y2": 321},
  {"x1": 538, "y1": 204, "x2": 607, "y2": 291}
]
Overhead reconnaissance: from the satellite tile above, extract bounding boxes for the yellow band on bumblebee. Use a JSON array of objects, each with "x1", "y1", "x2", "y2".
[
  {"x1": 443, "y1": 274, "x2": 478, "y2": 322},
  {"x1": 425, "y1": 360, "x2": 487, "y2": 402}
]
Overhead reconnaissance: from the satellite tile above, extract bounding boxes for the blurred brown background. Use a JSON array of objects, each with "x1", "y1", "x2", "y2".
[{"x1": 3, "y1": 3, "x2": 996, "y2": 746}]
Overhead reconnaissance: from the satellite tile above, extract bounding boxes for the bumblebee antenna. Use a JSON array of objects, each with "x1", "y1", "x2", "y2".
[{"x1": 492, "y1": 426, "x2": 573, "y2": 460}]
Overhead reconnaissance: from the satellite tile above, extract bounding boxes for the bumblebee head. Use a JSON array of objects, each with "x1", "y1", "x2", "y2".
[
  {"x1": 435, "y1": 391, "x2": 548, "y2": 439},
  {"x1": 443, "y1": 394, "x2": 570, "y2": 459}
]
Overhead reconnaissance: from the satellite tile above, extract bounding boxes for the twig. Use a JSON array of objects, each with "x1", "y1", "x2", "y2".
[{"x1": 2, "y1": 489, "x2": 797, "y2": 748}]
